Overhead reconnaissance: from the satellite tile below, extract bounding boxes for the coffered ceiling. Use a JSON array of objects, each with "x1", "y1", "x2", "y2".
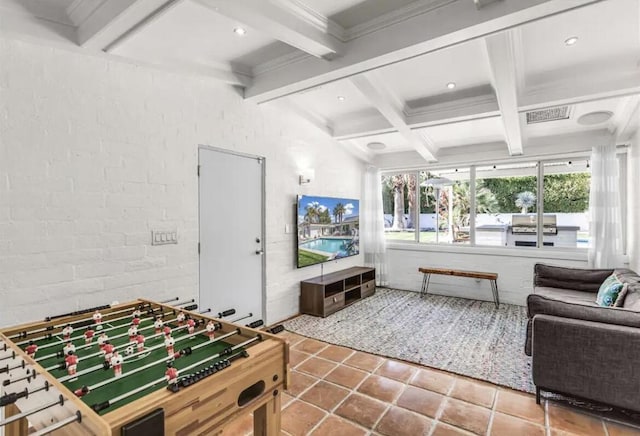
[{"x1": 2, "y1": 0, "x2": 639, "y2": 167}]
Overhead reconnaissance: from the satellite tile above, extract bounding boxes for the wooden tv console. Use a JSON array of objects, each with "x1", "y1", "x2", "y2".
[{"x1": 300, "y1": 266, "x2": 376, "y2": 317}]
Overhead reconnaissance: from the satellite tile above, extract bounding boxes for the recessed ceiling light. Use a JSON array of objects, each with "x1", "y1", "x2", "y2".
[
  {"x1": 577, "y1": 111, "x2": 613, "y2": 125},
  {"x1": 366, "y1": 142, "x2": 386, "y2": 150},
  {"x1": 337, "y1": 96, "x2": 346, "y2": 101},
  {"x1": 446, "y1": 82, "x2": 456, "y2": 90},
  {"x1": 564, "y1": 36, "x2": 578, "y2": 46},
  {"x1": 234, "y1": 27, "x2": 247, "y2": 36}
]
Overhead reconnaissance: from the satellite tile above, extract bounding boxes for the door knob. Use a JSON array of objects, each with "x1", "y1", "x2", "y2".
[
  {"x1": 256, "y1": 238, "x2": 261, "y2": 243},
  {"x1": 255, "y1": 250, "x2": 264, "y2": 255}
]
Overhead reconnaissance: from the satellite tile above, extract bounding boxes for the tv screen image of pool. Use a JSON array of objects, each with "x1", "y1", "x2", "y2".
[{"x1": 297, "y1": 195, "x2": 360, "y2": 268}]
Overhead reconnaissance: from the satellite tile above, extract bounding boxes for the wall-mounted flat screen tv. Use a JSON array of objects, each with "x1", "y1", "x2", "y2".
[{"x1": 297, "y1": 195, "x2": 360, "y2": 268}]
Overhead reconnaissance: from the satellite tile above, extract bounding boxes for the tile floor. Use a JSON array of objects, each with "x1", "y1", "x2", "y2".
[{"x1": 224, "y1": 331, "x2": 640, "y2": 436}]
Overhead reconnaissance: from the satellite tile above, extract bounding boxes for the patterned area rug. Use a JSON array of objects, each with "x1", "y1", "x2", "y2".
[{"x1": 284, "y1": 288, "x2": 534, "y2": 393}]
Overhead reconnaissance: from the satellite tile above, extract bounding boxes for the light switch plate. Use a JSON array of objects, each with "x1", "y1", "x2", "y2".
[{"x1": 152, "y1": 229, "x2": 178, "y2": 245}]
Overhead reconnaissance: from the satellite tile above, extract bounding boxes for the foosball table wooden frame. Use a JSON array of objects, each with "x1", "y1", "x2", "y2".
[{"x1": 0, "y1": 299, "x2": 289, "y2": 435}]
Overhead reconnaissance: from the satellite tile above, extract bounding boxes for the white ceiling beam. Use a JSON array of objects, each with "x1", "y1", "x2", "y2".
[
  {"x1": 77, "y1": 0, "x2": 183, "y2": 51},
  {"x1": 613, "y1": 95, "x2": 640, "y2": 143},
  {"x1": 244, "y1": 0, "x2": 601, "y2": 103},
  {"x1": 484, "y1": 29, "x2": 525, "y2": 156},
  {"x1": 193, "y1": 0, "x2": 343, "y2": 59},
  {"x1": 270, "y1": 100, "x2": 334, "y2": 137},
  {"x1": 351, "y1": 73, "x2": 438, "y2": 162}
]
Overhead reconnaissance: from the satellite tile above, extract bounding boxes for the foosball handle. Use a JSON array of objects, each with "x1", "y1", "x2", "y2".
[
  {"x1": 183, "y1": 304, "x2": 198, "y2": 311},
  {"x1": 246, "y1": 320, "x2": 264, "y2": 329},
  {"x1": 91, "y1": 401, "x2": 110, "y2": 413},
  {"x1": 267, "y1": 325, "x2": 285, "y2": 334},
  {"x1": 218, "y1": 309, "x2": 236, "y2": 318}
]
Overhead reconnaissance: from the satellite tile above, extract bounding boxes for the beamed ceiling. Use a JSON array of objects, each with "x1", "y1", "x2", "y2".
[{"x1": 2, "y1": 0, "x2": 639, "y2": 167}]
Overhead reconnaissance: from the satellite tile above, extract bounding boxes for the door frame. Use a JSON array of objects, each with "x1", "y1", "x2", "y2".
[{"x1": 197, "y1": 144, "x2": 267, "y2": 323}]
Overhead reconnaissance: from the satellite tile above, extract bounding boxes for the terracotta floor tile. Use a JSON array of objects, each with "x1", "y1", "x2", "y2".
[
  {"x1": 494, "y1": 389, "x2": 545, "y2": 425},
  {"x1": 220, "y1": 412, "x2": 252, "y2": 435},
  {"x1": 344, "y1": 351, "x2": 384, "y2": 372},
  {"x1": 296, "y1": 357, "x2": 337, "y2": 378},
  {"x1": 375, "y1": 359, "x2": 417, "y2": 383},
  {"x1": 410, "y1": 367, "x2": 456, "y2": 395},
  {"x1": 300, "y1": 380, "x2": 350, "y2": 412},
  {"x1": 286, "y1": 370, "x2": 319, "y2": 397},
  {"x1": 396, "y1": 385, "x2": 444, "y2": 418},
  {"x1": 548, "y1": 403, "x2": 606, "y2": 436},
  {"x1": 289, "y1": 349, "x2": 311, "y2": 368},
  {"x1": 317, "y1": 345, "x2": 354, "y2": 363},
  {"x1": 324, "y1": 364, "x2": 368, "y2": 389},
  {"x1": 334, "y1": 393, "x2": 388, "y2": 429},
  {"x1": 450, "y1": 379, "x2": 496, "y2": 409},
  {"x1": 357, "y1": 374, "x2": 405, "y2": 403},
  {"x1": 490, "y1": 412, "x2": 545, "y2": 436},
  {"x1": 606, "y1": 422, "x2": 640, "y2": 436},
  {"x1": 294, "y1": 338, "x2": 327, "y2": 355},
  {"x1": 281, "y1": 392, "x2": 295, "y2": 408},
  {"x1": 281, "y1": 400, "x2": 326, "y2": 436},
  {"x1": 376, "y1": 406, "x2": 433, "y2": 436},
  {"x1": 440, "y1": 398, "x2": 491, "y2": 435},
  {"x1": 310, "y1": 415, "x2": 367, "y2": 436},
  {"x1": 281, "y1": 331, "x2": 306, "y2": 346},
  {"x1": 432, "y1": 422, "x2": 475, "y2": 436}
]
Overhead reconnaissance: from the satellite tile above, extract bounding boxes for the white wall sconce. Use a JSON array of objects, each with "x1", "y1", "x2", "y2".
[{"x1": 299, "y1": 169, "x2": 315, "y2": 185}]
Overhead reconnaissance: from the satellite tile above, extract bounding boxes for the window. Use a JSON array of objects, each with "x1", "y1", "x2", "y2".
[{"x1": 382, "y1": 156, "x2": 593, "y2": 250}]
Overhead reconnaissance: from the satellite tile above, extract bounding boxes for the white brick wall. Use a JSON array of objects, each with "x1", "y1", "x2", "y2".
[
  {"x1": 0, "y1": 38, "x2": 364, "y2": 326},
  {"x1": 629, "y1": 131, "x2": 640, "y2": 273}
]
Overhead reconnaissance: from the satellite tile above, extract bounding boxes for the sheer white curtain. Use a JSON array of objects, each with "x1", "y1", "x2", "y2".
[
  {"x1": 361, "y1": 166, "x2": 388, "y2": 286},
  {"x1": 588, "y1": 144, "x2": 623, "y2": 268}
]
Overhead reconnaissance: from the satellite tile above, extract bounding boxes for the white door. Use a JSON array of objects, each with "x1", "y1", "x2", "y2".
[{"x1": 198, "y1": 146, "x2": 265, "y2": 326}]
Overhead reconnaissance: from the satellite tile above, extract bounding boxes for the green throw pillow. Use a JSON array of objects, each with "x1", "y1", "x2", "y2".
[{"x1": 595, "y1": 274, "x2": 625, "y2": 307}]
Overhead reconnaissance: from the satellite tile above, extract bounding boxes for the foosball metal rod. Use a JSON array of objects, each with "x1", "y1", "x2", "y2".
[
  {"x1": 31, "y1": 411, "x2": 82, "y2": 436},
  {"x1": 13, "y1": 303, "x2": 155, "y2": 345},
  {"x1": 55, "y1": 321, "x2": 219, "y2": 381},
  {"x1": 0, "y1": 395, "x2": 65, "y2": 427},
  {"x1": 77, "y1": 330, "x2": 240, "y2": 392},
  {"x1": 172, "y1": 299, "x2": 196, "y2": 307},
  {"x1": 45, "y1": 304, "x2": 111, "y2": 322},
  {"x1": 231, "y1": 313, "x2": 253, "y2": 324},
  {"x1": 198, "y1": 308, "x2": 212, "y2": 314},
  {"x1": 0, "y1": 381, "x2": 50, "y2": 407},
  {"x1": 158, "y1": 297, "x2": 180, "y2": 304},
  {"x1": 91, "y1": 339, "x2": 256, "y2": 413},
  {"x1": 2, "y1": 370, "x2": 35, "y2": 387},
  {"x1": 0, "y1": 350, "x2": 16, "y2": 362}
]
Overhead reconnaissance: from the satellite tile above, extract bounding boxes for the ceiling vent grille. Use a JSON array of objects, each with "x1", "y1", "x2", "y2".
[{"x1": 526, "y1": 106, "x2": 571, "y2": 124}]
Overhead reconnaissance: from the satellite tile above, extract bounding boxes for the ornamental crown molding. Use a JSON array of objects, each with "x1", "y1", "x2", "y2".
[{"x1": 271, "y1": 0, "x2": 345, "y2": 41}]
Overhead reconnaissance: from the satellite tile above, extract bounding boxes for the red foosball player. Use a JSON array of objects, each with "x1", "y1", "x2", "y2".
[
  {"x1": 187, "y1": 317, "x2": 196, "y2": 335},
  {"x1": 61, "y1": 324, "x2": 74, "y2": 341},
  {"x1": 136, "y1": 333, "x2": 145, "y2": 353},
  {"x1": 132, "y1": 308, "x2": 142, "y2": 319},
  {"x1": 154, "y1": 316, "x2": 164, "y2": 335},
  {"x1": 165, "y1": 362, "x2": 178, "y2": 385},
  {"x1": 132, "y1": 315, "x2": 141, "y2": 327},
  {"x1": 164, "y1": 335, "x2": 175, "y2": 357},
  {"x1": 128, "y1": 324, "x2": 138, "y2": 341},
  {"x1": 206, "y1": 320, "x2": 216, "y2": 341},
  {"x1": 84, "y1": 327, "x2": 95, "y2": 344},
  {"x1": 163, "y1": 326, "x2": 172, "y2": 337},
  {"x1": 65, "y1": 351, "x2": 78, "y2": 376},
  {"x1": 93, "y1": 310, "x2": 103, "y2": 329},
  {"x1": 25, "y1": 341, "x2": 38, "y2": 358},
  {"x1": 102, "y1": 341, "x2": 115, "y2": 362},
  {"x1": 63, "y1": 341, "x2": 76, "y2": 357},
  {"x1": 110, "y1": 351, "x2": 123, "y2": 377},
  {"x1": 176, "y1": 311, "x2": 186, "y2": 326},
  {"x1": 97, "y1": 332, "x2": 109, "y2": 350},
  {"x1": 74, "y1": 385, "x2": 90, "y2": 397}
]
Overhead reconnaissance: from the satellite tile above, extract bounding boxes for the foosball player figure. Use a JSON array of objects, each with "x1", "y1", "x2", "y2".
[
  {"x1": 128, "y1": 324, "x2": 138, "y2": 341},
  {"x1": 62, "y1": 324, "x2": 74, "y2": 341},
  {"x1": 187, "y1": 316, "x2": 196, "y2": 335},
  {"x1": 176, "y1": 310, "x2": 186, "y2": 326},
  {"x1": 132, "y1": 315, "x2": 141, "y2": 327},
  {"x1": 102, "y1": 341, "x2": 115, "y2": 363},
  {"x1": 164, "y1": 335, "x2": 175, "y2": 357},
  {"x1": 65, "y1": 351, "x2": 78, "y2": 377},
  {"x1": 74, "y1": 385, "x2": 90, "y2": 398},
  {"x1": 97, "y1": 332, "x2": 109, "y2": 350},
  {"x1": 163, "y1": 325, "x2": 172, "y2": 337},
  {"x1": 110, "y1": 350, "x2": 124, "y2": 377},
  {"x1": 206, "y1": 320, "x2": 216, "y2": 341},
  {"x1": 132, "y1": 308, "x2": 142, "y2": 319},
  {"x1": 63, "y1": 341, "x2": 76, "y2": 357},
  {"x1": 136, "y1": 333, "x2": 145, "y2": 353},
  {"x1": 154, "y1": 316, "x2": 164, "y2": 335},
  {"x1": 25, "y1": 341, "x2": 38, "y2": 358},
  {"x1": 84, "y1": 326, "x2": 95, "y2": 344},
  {"x1": 165, "y1": 362, "x2": 178, "y2": 385},
  {"x1": 93, "y1": 310, "x2": 103, "y2": 329}
]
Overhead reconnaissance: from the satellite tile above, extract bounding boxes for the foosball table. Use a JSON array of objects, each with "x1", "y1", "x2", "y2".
[{"x1": 0, "y1": 298, "x2": 289, "y2": 435}]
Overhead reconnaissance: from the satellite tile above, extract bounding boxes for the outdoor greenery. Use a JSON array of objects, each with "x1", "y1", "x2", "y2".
[{"x1": 298, "y1": 250, "x2": 329, "y2": 267}]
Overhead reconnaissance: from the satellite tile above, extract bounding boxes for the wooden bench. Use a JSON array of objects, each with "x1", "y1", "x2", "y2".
[{"x1": 418, "y1": 267, "x2": 500, "y2": 308}]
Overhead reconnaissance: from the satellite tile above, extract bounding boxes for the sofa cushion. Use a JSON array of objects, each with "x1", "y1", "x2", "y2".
[
  {"x1": 527, "y1": 293, "x2": 640, "y2": 329},
  {"x1": 534, "y1": 264, "x2": 612, "y2": 292},
  {"x1": 534, "y1": 287, "x2": 599, "y2": 306},
  {"x1": 616, "y1": 269, "x2": 640, "y2": 310},
  {"x1": 595, "y1": 274, "x2": 626, "y2": 307}
]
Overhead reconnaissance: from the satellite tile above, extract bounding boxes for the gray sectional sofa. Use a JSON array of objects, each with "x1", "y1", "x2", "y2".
[{"x1": 525, "y1": 263, "x2": 640, "y2": 411}]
